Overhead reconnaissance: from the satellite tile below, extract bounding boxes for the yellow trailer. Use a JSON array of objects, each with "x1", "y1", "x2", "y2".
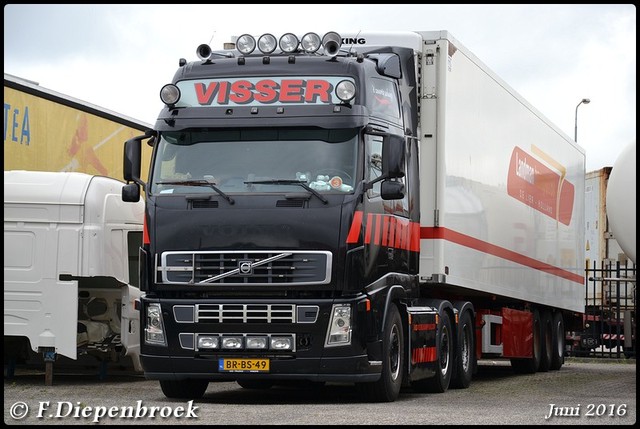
[{"x1": 4, "y1": 73, "x2": 152, "y2": 180}]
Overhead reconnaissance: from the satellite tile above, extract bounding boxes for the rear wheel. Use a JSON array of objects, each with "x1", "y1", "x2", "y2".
[
  {"x1": 550, "y1": 311, "x2": 565, "y2": 370},
  {"x1": 355, "y1": 303, "x2": 404, "y2": 402},
  {"x1": 539, "y1": 309, "x2": 553, "y2": 372},
  {"x1": 160, "y1": 379, "x2": 209, "y2": 399},
  {"x1": 451, "y1": 309, "x2": 474, "y2": 389},
  {"x1": 511, "y1": 308, "x2": 542, "y2": 374}
]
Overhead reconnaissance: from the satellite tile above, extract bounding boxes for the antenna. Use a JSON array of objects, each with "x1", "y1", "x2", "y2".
[{"x1": 349, "y1": 30, "x2": 361, "y2": 56}]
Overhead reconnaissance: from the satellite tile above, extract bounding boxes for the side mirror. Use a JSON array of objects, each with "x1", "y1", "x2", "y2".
[
  {"x1": 123, "y1": 137, "x2": 142, "y2": 182},
  {"x1": 381, "y1": 180, "x2": 405, "y2": 200},
  {"x1": 382, "y1": 134, "x2": 405, "y2": 179},
  {"x1": 122, "y1": 183, "x2": 141, "y2": 203}
]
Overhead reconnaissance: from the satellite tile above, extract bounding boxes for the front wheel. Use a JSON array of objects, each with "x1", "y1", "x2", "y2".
[
  {"x1": 160, "y1": 379, "x2": 209, "y2": 399},
  {"x1": 355, "y1": 303, "x2": 404, "y2": 402}
]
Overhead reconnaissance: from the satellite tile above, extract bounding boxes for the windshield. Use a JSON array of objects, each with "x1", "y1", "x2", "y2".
[{"x1": 150, "y1": 128, "x2": 359, "y2": 195}]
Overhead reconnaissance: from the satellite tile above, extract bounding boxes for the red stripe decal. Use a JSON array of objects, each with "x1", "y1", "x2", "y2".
[
  {"x1": 345, "y1": 210, "x2": 582, "y2": 285},
  {"x1": 346, "y1": 211, "x2": 363, "y2": 243},
  {"x1": 412, "y1": 346, "x2": 437, "y2": 363},
  {"x1": 412, "y1": 323, "x2": 436, "y2": 331},
  {"x1": 373, "y1": 214, "x2": 382, "y2": 245},
  {"x1": 421, "y1": 226, "x2": 584, "y2": 284}
]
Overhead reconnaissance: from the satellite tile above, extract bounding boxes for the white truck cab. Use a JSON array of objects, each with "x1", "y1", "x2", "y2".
[{"x1": 4, "y1": 170, "x2": 144, "y2": 381}]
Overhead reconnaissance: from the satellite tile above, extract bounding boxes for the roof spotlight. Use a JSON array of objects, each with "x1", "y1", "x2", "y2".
[
  {"x1": 301, "y1": 32, "x2": 322, "y2": 53},
  {"x1": 279, "y1": 33, "x2": 300, "y2": 53},
  {"x1": 258, "y1": 33, "x2": 277, "y2": 54},
  {"x1": 236, "y1": 34, "x2": 256, "y2": 55}
]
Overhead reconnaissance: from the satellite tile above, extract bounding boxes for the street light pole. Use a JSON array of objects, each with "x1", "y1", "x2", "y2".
[{"x1": 574, "y1": 98, "x2": 590, "y2": 142}]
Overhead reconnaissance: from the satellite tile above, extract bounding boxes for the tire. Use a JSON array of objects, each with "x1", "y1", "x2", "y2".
[
  {"x1": 451, "y1": 309, "x2": 474, "y2": 389},
  {"x1": 236, "y1": 380, "x2": 274, "y2": 390},
  {"x1": 511, "y1": 308, "x2": 542, "y2": 374},
  {"x1": 539, "y1": 309, "x2": 553, "y2": 372},
  {"x1": 549, "y1": 311, "x2": 565, "y2": 370},
  {"x1": 160, "y1": 379, "x2": 209, "y2": 399},
  {"x1": 355, "y1": 303, "x2": 404, "y2": 402},
  {"x1": 412, "y1": 310, "x2": 454, "y2": 393}
]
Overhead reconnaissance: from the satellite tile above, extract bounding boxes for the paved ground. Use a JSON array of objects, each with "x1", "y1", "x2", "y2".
[{"x1": 4, "y1": 357, "x2": 636, "y2": 425}]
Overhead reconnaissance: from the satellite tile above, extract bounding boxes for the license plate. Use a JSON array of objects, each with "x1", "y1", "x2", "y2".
[{"x1": 219, "y1": 358, "x2": 270, "y2": 372}]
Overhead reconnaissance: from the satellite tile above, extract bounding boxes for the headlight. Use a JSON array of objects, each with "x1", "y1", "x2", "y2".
[
  {"x1": 325, "y1": 304, "x2": 352, "y2": 346},
  {"x1": 145, "y1": 303, "x2": 167, "y2": 346}
]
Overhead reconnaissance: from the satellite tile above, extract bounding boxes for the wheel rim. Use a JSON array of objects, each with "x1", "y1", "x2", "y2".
[
  {"x1": 389, "y1": 324, "x2": 400, "y2": 381},
  {"x1": 461, "y1": 324, "x2": 471, "y2": 373},
  {"x1": 440, "y1": 325, "x2": 450, "y2": 376}
]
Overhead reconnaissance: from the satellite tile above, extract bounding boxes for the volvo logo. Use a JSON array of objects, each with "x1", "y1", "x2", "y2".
[{"x1": 238, "y1": 260, "x2": 253, "y2": 275}]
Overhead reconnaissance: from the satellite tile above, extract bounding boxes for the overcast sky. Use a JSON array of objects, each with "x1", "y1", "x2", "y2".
[{"x1": 4, "y1": 4, "x2": 636, "y2": 172}]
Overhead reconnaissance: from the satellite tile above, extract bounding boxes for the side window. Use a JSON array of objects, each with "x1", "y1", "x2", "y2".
[
  {"x1": 368, "y1": 78, "x2": 401, "y2": 122},
  {"x1": 365, "y1": 134, "x2": 383, "y2": 198}
]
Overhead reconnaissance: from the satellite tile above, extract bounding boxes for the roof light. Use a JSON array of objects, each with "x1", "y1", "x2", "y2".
[
  {"x1": 301, "y1": 32, "x2": 322, "y2": 53},
  {"x1": 335, "y1": 80, "x2": 356, "y2": 102},
  {"x1": 257, "y1": 33, "x2": 277, "y2": 54},
  {"x1": 160, "y1": 84, "x2": 180, "y2": 106},
  {"x1": 279, "y1": 33, "x2": 299, "y2": 53},
  {"x1": 236, "y1": 34, "x2": 256, "y2": 55}
]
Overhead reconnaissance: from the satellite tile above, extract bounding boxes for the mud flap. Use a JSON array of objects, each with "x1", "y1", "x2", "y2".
[{"x1": 406, "y1": 306, "x2": 438, "y2": 382}]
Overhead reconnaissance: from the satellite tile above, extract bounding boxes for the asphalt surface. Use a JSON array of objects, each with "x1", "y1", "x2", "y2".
[{"x1": 3, "y1": 357, "x2": 636, "y2": 425}]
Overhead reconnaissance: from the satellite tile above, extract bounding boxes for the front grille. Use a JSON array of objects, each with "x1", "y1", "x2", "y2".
[
  {"x1": 196, "y1": 304, "x2": 295, "y2": 323},
  {"x1": 157, "y1": 250, "x2": 332, "y2": 285}
]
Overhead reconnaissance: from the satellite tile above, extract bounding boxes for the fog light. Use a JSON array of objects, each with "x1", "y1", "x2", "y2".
[
  {"x1": 246, "y1": 336, "x2": 268, "y2": 349},
  {"x1": 197, "y1": 335, "x2": 219, "y2": 350},
  {"x1": 270, "y1": 336, "x2": 293, "y2": 350},
  {"x1": 221, "y1": 336, "x2": 244, "y2": 349}
]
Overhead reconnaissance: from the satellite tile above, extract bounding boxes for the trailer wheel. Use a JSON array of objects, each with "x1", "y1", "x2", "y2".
[
  {"x1": 160, "y1": 379, "x2": 209, "y2": 399},
  {"x1": 549, "y1": 311, "x2": 565, "y2": 370},
  {"x1": 539, "y1": 309, "x2": 553, "y2": 372},
  {"x1": 451, "y1": 310, "x2": 474, "y2": 389},
  {"x1": 412, "y1": 310, "x2": 453, "y2": 393},
  {"x1": 355, "y1": 303, "x2": 404, "y2": 402},
  {"x1": 511, "y1": 308, "x2": 542, "y2": 374}
]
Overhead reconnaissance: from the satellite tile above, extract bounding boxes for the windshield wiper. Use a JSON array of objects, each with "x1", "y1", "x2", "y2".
[
  {"x1": 244, "y1": 179, "x2": 328, "y2": 204},
  {"x1": 157, "y1": 179, "x2": 235, "y2": 205}
]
